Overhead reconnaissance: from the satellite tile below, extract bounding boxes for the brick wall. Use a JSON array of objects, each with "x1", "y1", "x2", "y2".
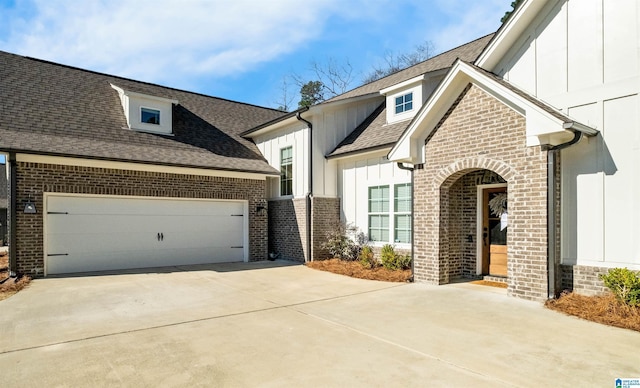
[
  {"x1": 560, "y1": 265, "x2": 609, "y2": 296},
  {"x1": 267, "y1": 196, "x2": 341, "y2": 262},
  {"x1": 13, "y1": 162, "x2": 268, "y2": 276},
  {"x1": 414, "y1": 84, "x2": 550, "y2": 301},
  {"x1": 268, "y1": 198, "x2": 307, "y2": 262},
  {"x1": 311, "y1": 197, "x2": 341, "y2": 260}
]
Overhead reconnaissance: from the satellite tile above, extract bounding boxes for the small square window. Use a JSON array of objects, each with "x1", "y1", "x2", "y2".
[
  {"x1": 141, "y1": 107, "x2": 160, "y2": 125},
  {"x1": 394, "y1": 92, "x2": 413, "y2": 114}
]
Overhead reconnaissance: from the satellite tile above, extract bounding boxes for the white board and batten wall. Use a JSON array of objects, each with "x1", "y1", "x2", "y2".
[
  {"x1": 44, "y1": 194, "x2": 248, "y2": 275},
  {"x1": 493, "y1": 0, "x2": 640, "y2": 269},
  {"x1": 338, "y1": 150, "x2": 411, "y2": 247},
  {"x1": 255, "y1": 98, "x2": 382, "y2": 199}
]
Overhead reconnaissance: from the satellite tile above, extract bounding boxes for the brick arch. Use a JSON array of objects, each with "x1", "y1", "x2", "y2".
[{"x1": 434, "y1": 157, "x2": 517, "y2": 188}]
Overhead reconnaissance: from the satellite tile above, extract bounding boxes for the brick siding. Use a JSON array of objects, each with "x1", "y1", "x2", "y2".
[
  {"x1": 560, "y1": 265, "x2": 609, "y2": 296},
  {"x1": 268, "y1": 196, "x2": 341, "y2": 262},
  {"x1": 268, "y1": 198, "x2": 307, "y2": 262},
  {"x1": 12, "y1": 162, "x2": 268, "y2": 276},
  {"x1": 311, "y1": 197, "x2": 341, "y2": 260},
  {"x1": 414, "y1": 84, "x2": 550, "y2": 301}
]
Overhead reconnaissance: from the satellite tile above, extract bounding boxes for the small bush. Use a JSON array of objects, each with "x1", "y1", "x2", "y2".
[
  {"x1": 321, "y1": 222, "x2": 361, "y2": 261},
  {"x1": 380, "y1": 244, "x2": 412, "y2": 271},
  {"x1": 599, "y1": 268, "x2": 640, "y2": 307},
  {"x1": 359, "y1": 245, "x2": 378, "y2": 269}
]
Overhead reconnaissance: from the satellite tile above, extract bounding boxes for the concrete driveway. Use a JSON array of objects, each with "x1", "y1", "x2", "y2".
[{"x1": 1, "y1": 261, "x2": 638, "y2": 387}]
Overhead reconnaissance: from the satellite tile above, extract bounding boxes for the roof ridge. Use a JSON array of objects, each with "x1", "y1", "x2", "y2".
[
  {"x1": 0, "y1": 50, "x2": 282, "y2": 113},
  {"x1": 326, "y1": 32, "x2": 496, "y2": 101}
]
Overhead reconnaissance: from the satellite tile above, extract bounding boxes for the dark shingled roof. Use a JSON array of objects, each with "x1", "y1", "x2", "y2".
[
  {"x1": 0, "y1": 51, "x2": 286, "y2": 175},
  {"x1": 327, "y1": 103, "x2": 409, "y2": 158},
  {"x1": 325, "y1": 33, "x2": 494, "y2": 103},
  {"x1": 326, "y1": 35, "x2": 495, "y2": 158}
]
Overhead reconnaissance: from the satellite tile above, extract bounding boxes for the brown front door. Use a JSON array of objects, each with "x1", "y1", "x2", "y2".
[{"x1": 482, "y1": 187, "x2": 507, "y2": 277}]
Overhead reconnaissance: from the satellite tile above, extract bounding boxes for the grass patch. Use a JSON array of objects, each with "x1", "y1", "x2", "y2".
[
  {"x1": 545, "y1": 291, "x2": 640, "y2": 332},
  {"x1": 306, "y1": 258, "x2": 411, "y2": 282},
  {"x1": 0, "y1": 252, "x2": 31, "y2": 301}
]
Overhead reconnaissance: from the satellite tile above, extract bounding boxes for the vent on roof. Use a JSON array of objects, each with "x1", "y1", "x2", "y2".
[{"x1": 111, "y1": 84, "x2": 178, "y2": 135}]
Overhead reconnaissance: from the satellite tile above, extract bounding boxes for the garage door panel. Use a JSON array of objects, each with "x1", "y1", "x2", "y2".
[
  {"x1": 46, "y1": 195, "x2": 247, "y2": 275},
  {"x1": 48, "y1": 197, "x2": 244, "y2": 217},
  {"x1": 48, "y1": 214, "x2": 241, "y2": 235}
]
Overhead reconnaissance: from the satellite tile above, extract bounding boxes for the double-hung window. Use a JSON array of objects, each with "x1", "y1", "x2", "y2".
[
  {"x1": 368, "y1": 185, "x2": 389, "y2": 242},
  {"x1": 395, "y1": 92, "x2": 413, "y2": 114},
  {"x1": 394, "y1": 183, "x2": 411, "y2": 243},
  {"x1": 280, "y1": 146, "x2": 293, "y2": 196},
  {"x1": 368, "y1": 183, "x2": 412, "y2": 244}
]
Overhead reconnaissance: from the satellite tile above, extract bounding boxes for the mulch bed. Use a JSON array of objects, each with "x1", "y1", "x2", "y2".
[
  {"x1": 306, "y1": 258, "x2": 412, "y2": 282},
  {"x1": 0, "y1": 252, "x2": 31, "y2": 301},
  {"x1": 545, "y1": 291, "x2": 640, "y2": 332}
]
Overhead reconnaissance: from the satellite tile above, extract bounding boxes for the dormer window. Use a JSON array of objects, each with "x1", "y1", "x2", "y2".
[
  {"x1": 141, "y1": 107, "x2": 160, "y2": 125},
  {"x1": 111, "y1": 83, "x2": 177, "y2": 135},
  {"x1": 395, "y1": 92, "x2": 413, "y2": 114}
]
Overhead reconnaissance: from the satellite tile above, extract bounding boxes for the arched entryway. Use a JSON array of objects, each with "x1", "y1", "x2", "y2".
[{"x1": 437, "y1": 166, "x2": 511, "y2": 284}]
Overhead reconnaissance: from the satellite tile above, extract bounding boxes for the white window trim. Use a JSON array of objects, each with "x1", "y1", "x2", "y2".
[
  {"x1": 279, "y1": 146, "x2": 293, "y2": 197},
  {"x1": 367, "y1": 183, "x2": 412, "y2": 246},
  {"x1": 394, "y1": 92, "x2": 414, "y2": 115}
]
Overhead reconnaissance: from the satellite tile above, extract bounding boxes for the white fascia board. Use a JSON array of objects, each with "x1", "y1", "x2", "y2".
[
  {"x1": 379, "y1": 75, "x2": 427, "y2": 95},
  {"x1": 475, "y1": 0, "x2": 551, "y2": 70},
  {"x1": 388, "y1": 60, "x2": 585, "y2": 163},
  {"x1": 389, "y1": 61, "x2": 472, "y2": 163},
  {"x1": 318, "y1": 93, "x2": 383, "y2": 113},
  {"x1": 16, "y1": 154, "x2": 271, "y2": 180},
  {"x1": 246, "y1": 115, "x2": 302, "y2": 137}
]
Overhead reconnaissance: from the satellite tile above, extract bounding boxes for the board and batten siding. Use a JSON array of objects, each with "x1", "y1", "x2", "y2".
[
  {"x1": 255, "y1": 123, "x2": 309, "y2": 199},
  {"x1": 338, "y1": 151, "x2": 411, "y2": 246},
  {"x1": 312, "y1": 98, "x2": 384, "y2": 197},
  {"x1": 492, "y1": 0, "x2": 640, "y2": 269}
]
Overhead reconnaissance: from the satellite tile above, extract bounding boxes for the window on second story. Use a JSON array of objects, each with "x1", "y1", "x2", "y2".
[
  {"x1": 395, "y1": 92, "x2": 413, "y2": 114},
  {"x1": 141, "y1": 107, "x2": 160, "y2": 125},
  {"x1": 280, "y1": 146, "x2": 293, "y2": 196}
]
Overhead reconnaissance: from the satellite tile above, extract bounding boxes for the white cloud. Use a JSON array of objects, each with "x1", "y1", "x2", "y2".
[{"x1": 0, "y1": 0, "x2": 344, "y2": 86}]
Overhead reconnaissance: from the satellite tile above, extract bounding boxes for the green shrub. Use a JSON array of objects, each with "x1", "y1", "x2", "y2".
[
  {"x1": 321, "y1": 222, "x2": 360, "y2": 261},
  {"x1": 380, "y1": 244, "x2": 412, "y2": 271},
  {"x1": 599, "y1": 268, "x2": 640, "y2": 307},
  {"x1": 359, "y1": 245, "x2": 377, "y2": 269}
]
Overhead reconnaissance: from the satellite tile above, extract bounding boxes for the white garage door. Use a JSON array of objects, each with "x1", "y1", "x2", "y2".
[{"x1": 45, "y1": 195, "x2": 247, "y2": 275}]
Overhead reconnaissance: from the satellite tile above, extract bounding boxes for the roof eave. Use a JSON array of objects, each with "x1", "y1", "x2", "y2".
[
  {"x1": 1, "y1": 148, "x2": 280, "y2": 176},
  {"x1": 241, "y1": 107, "x2": 308, "y2": 137}
]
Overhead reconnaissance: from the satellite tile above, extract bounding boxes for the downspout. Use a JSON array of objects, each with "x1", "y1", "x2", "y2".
[
  {"x1": 8, "y1": 152, "x2": 17, "y2": 277},
  {"x1": 397, "y1": 162, "x2": 421, "y2": 282},
  {"x1": 545, "y1": 129, "x2": 582, "y2": 299},
  {"x1": 296, "y1": 112, "x2": 313, "y2": 262}
]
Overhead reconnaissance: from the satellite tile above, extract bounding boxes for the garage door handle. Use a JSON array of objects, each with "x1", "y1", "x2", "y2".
[
  {"x1": 157, "y1": 232, "x2": 164, "y2": 241},
  {"x1": 47, "y1": 253, "x2": 69, "y2": 256}
]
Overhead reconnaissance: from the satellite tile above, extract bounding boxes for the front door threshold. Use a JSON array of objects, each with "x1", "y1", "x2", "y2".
[{"x1": 483, "y1": 275, "x2": 507, "y2": 284}]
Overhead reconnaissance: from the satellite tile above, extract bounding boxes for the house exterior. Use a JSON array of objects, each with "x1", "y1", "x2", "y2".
[
  {"x1": 246, "y1": 0, "x2": 640, "y2": 301},
  {"x1": 242, "y1": 34, "x2": 493, "y2": 263},
  {"x1": 0, "y1": 52, "x2": 285, "y2": 276},
  {"x1": 3, "y1": 0, "x2": 638, "y2": 303}
]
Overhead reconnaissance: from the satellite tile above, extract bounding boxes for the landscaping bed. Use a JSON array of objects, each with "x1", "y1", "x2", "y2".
[
  {"x1": 306, "y1": 259, "x2": 411, "y2": 282},
  {"x1": 0, "y1": 253, "x2": 31, "y2": 301},
  {"x1": 545, "y1": 291, "x2": 640, "y2": 332}
]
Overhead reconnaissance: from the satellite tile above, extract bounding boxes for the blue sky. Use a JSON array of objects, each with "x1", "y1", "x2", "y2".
[{"x1": 0, "y1": 0, "x2": 510, "y2": 109}]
